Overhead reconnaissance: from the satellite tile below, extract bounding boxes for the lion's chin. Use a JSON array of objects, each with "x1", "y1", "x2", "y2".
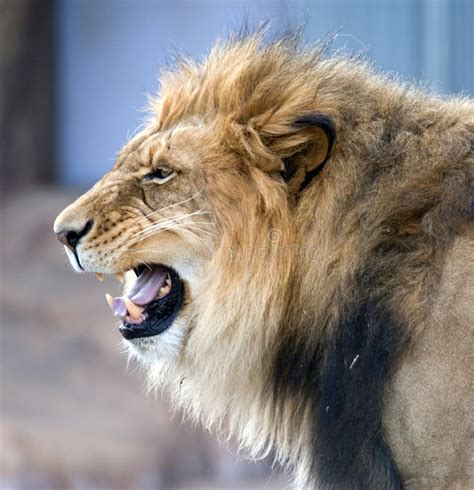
[{"x1": 124, "y1": 316, "x2": 188, "y2": 364}]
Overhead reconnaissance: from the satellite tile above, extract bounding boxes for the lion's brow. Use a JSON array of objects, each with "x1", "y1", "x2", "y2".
[{"x1": 116, "y1": 132, "x2": 156, "y2": 169}]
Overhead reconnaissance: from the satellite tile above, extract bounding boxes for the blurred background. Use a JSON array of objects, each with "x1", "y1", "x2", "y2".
[{"x1": 0, "y1": 1, "x2": 473, "y2": 489}]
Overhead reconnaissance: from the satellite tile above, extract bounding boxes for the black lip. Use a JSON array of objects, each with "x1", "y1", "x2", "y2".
[{"x1": 119, "y1": 267, "x2": 184, "y2": 340}]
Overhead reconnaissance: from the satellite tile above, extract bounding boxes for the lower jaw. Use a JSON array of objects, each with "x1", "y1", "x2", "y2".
[
  {"x1": 125, "y1": 324, "x2": 186, "y2": 363},
  {"x1": 119, "y1": 268, "x2": 184, "y2": 340}
]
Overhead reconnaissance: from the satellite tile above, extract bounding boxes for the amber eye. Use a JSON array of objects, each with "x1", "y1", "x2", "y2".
[{"x1": 144, "y1": 166, "x2": 176, "y2": 183}]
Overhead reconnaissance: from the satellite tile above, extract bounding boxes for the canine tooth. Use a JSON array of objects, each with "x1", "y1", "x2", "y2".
[
  {"x1": 95, "y1": 272, "x2": 104, "y2": 282},
  {"x1": 124, "y1": 297, "x2": 144, "y2": 320},
  {"x1": 105, "y1": 293, "x2": 114, "y2": 308},
  {"x1": 165, "y1": 275, "x2": 171, "y2": 287},
  {"x1": 115, "y1": 272, "x2": 124, "y2": 283}
]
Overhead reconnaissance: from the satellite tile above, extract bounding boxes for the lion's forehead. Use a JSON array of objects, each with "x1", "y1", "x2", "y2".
[{"x1": 114, "y1": 124, "x2": 205, "y2": 172}]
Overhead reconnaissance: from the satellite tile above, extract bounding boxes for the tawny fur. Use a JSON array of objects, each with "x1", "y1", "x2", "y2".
[{"x1": 55, "y1": 32, "x2": 473, "y2": 489}]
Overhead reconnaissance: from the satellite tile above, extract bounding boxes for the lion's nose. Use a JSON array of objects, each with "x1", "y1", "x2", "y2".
[{"x1": 56, "y1": 219, "x2": 94, "y2": 252}]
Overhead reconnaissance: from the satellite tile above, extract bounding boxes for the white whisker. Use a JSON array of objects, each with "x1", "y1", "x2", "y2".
[
  {"x1": 135, "y1": 219, "x2": 213, "y2": 241},
  {"x1": 133, "y1": 209, "x2": 209, "y2": 234},
  {"x1": 130, "y1": 211, "x2": 211, "y2": 242},
  {"x1": 140, "y1": 189, "x2": 205, "y2": 221}
]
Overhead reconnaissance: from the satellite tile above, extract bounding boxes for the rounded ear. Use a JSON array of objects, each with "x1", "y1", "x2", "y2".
[{"x1": 279, "y1": 114, "x2": 335, "y2": 193}]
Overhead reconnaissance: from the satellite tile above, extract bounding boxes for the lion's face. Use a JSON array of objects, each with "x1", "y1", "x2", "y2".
[
  {"x1": 54, "y1": 34, "x2": 335, "y2": 376},
  {"x1": 55, "y1": 118, "x2": 332, "y2": 369},
  {"x1": 54, "y1": 123, "x2": 234, "y2": 361}
]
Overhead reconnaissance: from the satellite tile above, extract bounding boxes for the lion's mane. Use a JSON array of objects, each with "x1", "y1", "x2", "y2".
[{"x1": 146, "y1": 32, "x2": 473, "y2": 489}]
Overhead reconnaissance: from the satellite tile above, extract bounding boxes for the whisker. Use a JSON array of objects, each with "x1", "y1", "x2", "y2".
[
  {"x1": 140, "y1": 221, "x2": 213, "y2": 252},
  {"x1": 139, "y1": 189, "x2": 205, "y2": 221},
  {"x1": 135, "y1": 220, "x2": 213, "y2": 241},
  {"x1": 114, "y1": 224, "x2": 212, "y2": 257},
  {"x1": 134, "y1": 222, "x2": 211, "y2": 247},
  {"x1": 132, "y1": 209, "x2": 209, "y2": 234},
  {"x1": 130, "y1": 211, "x2": 211, "y2": 241}
]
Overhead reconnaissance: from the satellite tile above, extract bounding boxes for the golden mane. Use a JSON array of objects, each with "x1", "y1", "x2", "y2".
[{"x1": 148, "y1": 32, "x2": 473, "y2": 488}]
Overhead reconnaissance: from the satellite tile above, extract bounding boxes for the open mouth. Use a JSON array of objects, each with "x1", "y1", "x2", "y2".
[{"x1": 103, "y1": 264, "x2": 184, "y2": 340}]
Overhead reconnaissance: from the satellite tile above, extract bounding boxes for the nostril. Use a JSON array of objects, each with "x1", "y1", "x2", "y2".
[
  {"x1": 56, "y1": 219, "x2": 94, "y2": 252},
  {"x1": 57, "y1": 230, "x2": 75, "y2": 251}
]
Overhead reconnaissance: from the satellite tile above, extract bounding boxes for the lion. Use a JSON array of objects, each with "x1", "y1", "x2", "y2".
[{"x1": 54, "y1": 32, "x2": 473, "y2": 489}]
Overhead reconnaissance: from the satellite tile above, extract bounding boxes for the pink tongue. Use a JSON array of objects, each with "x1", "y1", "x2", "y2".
[
  {"x1": 109, "y1": 268, "x2": 168, "y2": 319},
  {"x1": 128, "y1": 268, "x2": 168, "y2": 305}
]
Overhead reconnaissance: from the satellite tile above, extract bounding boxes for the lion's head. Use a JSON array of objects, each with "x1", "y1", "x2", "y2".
[{"x1": 54, "y1": 34, "x2": 335, "y2": 380}]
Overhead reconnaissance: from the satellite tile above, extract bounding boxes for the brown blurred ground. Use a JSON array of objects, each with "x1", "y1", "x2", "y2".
[{"x1": 0, "y1": 188, "x2": 286, "y2": 490}]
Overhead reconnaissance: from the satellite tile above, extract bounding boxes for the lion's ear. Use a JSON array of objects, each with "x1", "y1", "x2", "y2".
[{"x1": 279, "y1": 114, "x2": 335, "y2": 193}]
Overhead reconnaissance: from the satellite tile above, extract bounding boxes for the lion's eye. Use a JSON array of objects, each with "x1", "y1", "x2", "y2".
[{"x1": 144, "y1": 167, "x2": 176, "y2": 183}]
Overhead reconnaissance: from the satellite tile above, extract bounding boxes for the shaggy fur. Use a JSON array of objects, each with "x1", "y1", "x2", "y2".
[{"x1": 55, "y1": 32, "x2": 474, "y2": 489}]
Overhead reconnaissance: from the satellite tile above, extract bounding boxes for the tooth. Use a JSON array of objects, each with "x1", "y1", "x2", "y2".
[
  {"x1": 158, "y1": 285, "x2": 171, "y2": 298},
  {"x1": 165, "y1": 275, "x2": 172, "y2": 287},
  {"x1": 105, "y1": 293, "x2": 114, "y2": 308},
  {"x1": 124, "y1": 297, "x2": 144, "y2": 320},
  {"x1": 95, "y1": 272, "x2": 104, "y2": 282},
  {"x1": 115, "y1": 272, "x2": 124, "y2": 283}
]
